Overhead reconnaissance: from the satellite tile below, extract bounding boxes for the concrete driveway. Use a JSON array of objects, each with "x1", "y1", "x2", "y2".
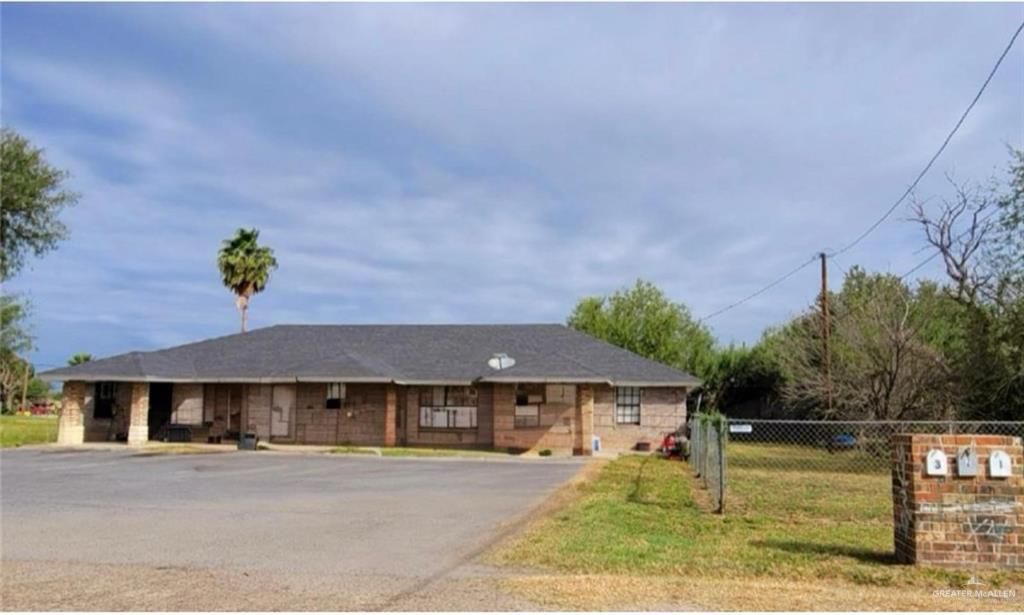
[{"x1": 0, "y1": 448, "x2": 584, "y2": 610}]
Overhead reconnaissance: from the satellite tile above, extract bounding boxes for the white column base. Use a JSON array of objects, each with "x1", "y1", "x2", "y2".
[
  {"x1": 127, "y1": 425, "x2": 149, "y2": 446},
  {"x1": 57, "y1": 424, "x2": 85, "y2": 446}
]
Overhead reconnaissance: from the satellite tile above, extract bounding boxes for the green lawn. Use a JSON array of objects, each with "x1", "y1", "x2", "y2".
[
  {"x1": 493, "y1": 446, "x2": 1023, "y2": 592},
  {"x1": 0, "y1": 415, "x2": 58, "y2": 448}
]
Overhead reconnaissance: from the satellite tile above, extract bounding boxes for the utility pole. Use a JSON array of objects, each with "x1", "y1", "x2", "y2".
[{"x1": 819, "y1": 253, "x2": 833, "y2": 413}]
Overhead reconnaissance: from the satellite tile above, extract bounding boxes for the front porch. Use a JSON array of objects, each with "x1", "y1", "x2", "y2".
[
  {"x1": 57, "y1": 380, "x2": 401, "y2": 448},
  {"x1": 56, "y1": 379, "x2": 686, "y2": 454}
]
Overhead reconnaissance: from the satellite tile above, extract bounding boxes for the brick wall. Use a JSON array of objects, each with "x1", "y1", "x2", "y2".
[
  {"x1": 892, "y1": 434, "x2": 1023, "y2": 569},
  {"x1": 493, "y1": 383, "x2": 579, "y2": 453},
  {"x1": 126, "y1": 382, "x2": 149, "y2": 445},
  {"x1": 289, "y1": 383, "x2": 390, "y2": 445},
  {"x1": 402, "y1": 384, "x2": 494, "y2": 448},
  {"x1": 244, "y1": 384, "x2": 272, "y2": 440},
  {"x1": 592, "y1": 385, "x2": 687, "y2": 451},
  {"x1": 58, "y1": 381, "x2": 86, "y2": 445}
]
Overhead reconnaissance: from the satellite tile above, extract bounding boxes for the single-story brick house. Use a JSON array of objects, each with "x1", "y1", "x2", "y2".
[{"x1": 39, "y1": 324, "x2": 699, "y2": 454}]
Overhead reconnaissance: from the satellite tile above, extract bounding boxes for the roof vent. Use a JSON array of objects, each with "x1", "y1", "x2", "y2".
[{"x1": 487, "y1": 353, "x2": 516, "y2": 371}]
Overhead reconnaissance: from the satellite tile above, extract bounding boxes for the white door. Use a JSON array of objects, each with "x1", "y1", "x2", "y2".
[{"x1": 271, "y1": 385, "x2": 295, "y2": 437}]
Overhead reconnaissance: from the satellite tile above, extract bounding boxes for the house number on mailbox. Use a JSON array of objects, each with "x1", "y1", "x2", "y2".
[
  {"x1": 926, "y1": 449, "x2": 948, "y2": 476},
  {"x1": 957, "y1": 447, "x2": 978, "y2": 477},
  {"x1": 989, "y1": 450, "x2": 1012, "y2": 478}
]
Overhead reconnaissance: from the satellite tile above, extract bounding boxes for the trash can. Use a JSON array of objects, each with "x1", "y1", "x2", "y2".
[{"x1": 237, "y1": 432, "x2": 259, "y2": 450}]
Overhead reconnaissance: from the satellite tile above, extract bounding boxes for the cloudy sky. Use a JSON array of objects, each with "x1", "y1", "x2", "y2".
[{"x1": 3, "y1": 3, "x2": 1022, "y2": 370}]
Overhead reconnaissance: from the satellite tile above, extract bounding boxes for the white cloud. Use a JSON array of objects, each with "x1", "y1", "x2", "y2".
[{"x1": 3, "y1": 2, "x2": 1021, "y2": 368}]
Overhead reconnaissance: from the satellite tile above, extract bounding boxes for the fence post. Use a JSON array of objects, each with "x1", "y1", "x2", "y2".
[
  {"x1": 716, "y1": 419, "x2": 726, "y2": 514},
  {"x1": 702, "y1": 421, "x2": 710, "y2": 488}
]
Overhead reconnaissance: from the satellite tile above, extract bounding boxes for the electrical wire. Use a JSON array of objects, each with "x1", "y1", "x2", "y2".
[
  {"x1": 829, "y1": 19, "x2": 1024, "y2": 258},
  {"x1": 699, "y1": 254, "x2": 819, "y2": 322},
  {"x1": 898, "y1": 208, "x2": 1002, "y2": 280},
  {"x1": 699, "y1": 20, "x2": 1023, "y2": 322}
]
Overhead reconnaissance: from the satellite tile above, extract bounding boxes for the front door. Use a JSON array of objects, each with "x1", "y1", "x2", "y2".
[
  {"x1": 148, "y1": 383, "x2": 174, "y2": 440},
  {"x1": 271, "y1": 385, "x2": 294, "y2": 438}
]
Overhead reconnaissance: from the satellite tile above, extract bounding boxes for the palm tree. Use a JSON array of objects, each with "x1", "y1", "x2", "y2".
[
  {"x1": 217, "y1": 228, "x2": 278, "y2": 333},
  {"x1": 67, "y1": 353, "x2": 93, "y2": 366}
]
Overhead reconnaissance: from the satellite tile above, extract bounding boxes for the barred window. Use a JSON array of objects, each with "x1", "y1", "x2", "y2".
[
  {"x1": 514, "y1": 405, "x2": 540, "y2": 428},
  {"x1": 419, "y1": 386, "x2": 478, "y2": 429},
  {"x1": 615, "y1": 387, "x2": 642, "y2": 425},
  {"x1": 515, "y1": 383, "x2": 543, "y2": 428}
]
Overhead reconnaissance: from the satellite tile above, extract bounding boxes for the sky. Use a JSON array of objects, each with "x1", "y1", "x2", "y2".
[{"x1": 2, "y1": 2, "x2": 1023, "y2": 371}]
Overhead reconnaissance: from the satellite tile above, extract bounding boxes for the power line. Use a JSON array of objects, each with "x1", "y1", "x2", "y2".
[
  {"x1": 899, "y1": 250, "x2": 942, "y2": 281},
  {"x1": 829, "y1": 19, "x2": 1024, "y2": 258},
  {"x1": 699, "y1": 20, "x2": 1023, "y2": 322},
  {"x1": 699, "y1": 255, "x2": 818, "y2": 322}
]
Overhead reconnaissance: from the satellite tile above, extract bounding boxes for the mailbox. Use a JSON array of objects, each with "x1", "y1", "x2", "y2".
[
  {"x1": 990, "y1": 450, "x2": 1012, "y2": 478},
  {"x1": 957, "y1": 447, "x2": 978, "y2": 477},
  {"x1": 926, "y1": 449, "x2": 948, "y2": 476}
]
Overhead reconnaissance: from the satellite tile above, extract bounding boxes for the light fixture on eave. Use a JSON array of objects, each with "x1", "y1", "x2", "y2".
[{"x1": 487, "y1": 352, "x2": 516, "y2": 370}]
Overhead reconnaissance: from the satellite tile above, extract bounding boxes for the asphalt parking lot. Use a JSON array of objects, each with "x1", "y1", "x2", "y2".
[{"x1": 0, "y1": 448, "x2": 584, "y2": 610}]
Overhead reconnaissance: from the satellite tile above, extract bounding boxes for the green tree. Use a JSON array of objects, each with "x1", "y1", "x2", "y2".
[
  {"x1": 567, "y1": 279, "x2": 716, "y2": 379},
  {"x1": 771, "y1": 268, "x2": 955, "y2": 420},
  {"x1": 26, "y1": 377, "x2": 50, "y2": 402},
  {"x1": 1, "y1": 128, "x2": 79, "y2": 280},
  {"x1": 911, "y1": 148, "x2": 1024, "y2": 420},
  {"x1": 217, "y1": 228, "x2": 278, "y2": 333},
  {"x1": 67, "y1": 352, "x2": 93, "y2": 366},
  {"x1": 0, "y1": 295, "x2": 34, "y2": 412},
  {"x1": 700, "y1": 343, "x2": 784, "y2": 417}
]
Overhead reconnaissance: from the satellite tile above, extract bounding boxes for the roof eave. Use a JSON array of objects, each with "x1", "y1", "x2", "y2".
[
  {"x1": 478, "y1": 376, "x2": 612, "y2": 385},
  {"x1": 611, "y1": 379, "x2": 701, "y2": 388},
  {"x1": 38, "y1": 374, "x2": 394, "y2": 384}
]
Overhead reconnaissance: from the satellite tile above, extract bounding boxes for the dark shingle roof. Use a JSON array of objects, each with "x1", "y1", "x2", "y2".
[{"x1": 39, "y1": 324, "x2": 700, "y2": 387}]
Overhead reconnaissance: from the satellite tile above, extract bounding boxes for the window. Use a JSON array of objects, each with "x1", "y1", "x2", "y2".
[
  {"x1": 418, "y1": 386, "x2": 477, "y2": 429},
  {"x1": 615, "y1": 387, "x2": 642, "y2": 425},
  {"x1": 94, "y1": 382, "x2": 118, "y2": 419},
  {"x1": 514, "y1": 405, "x2": 539, "y2": 428},
  {"x1": 515, "y1": 383, "x2": 545, "y2": 406},
  {"x1": 515, "y1": 383, "x2": 544, "y2": 428},
  {"x1": 326, "y1": 383, "x2": 345, "y2": 409}
]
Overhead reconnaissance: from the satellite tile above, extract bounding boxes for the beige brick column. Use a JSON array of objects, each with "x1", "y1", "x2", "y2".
[
  {"x1": 577, "y1": 384, "x2": 594, "y2": 456},
  {"x1": 382, "y1": 384, "x2": 397, "y2": 447},
  {"x1": 127, "y1": 382, "x2": 149, "y2": 446},
  {"x1": 58, "y1": 381, "x2": 86, "y2": 445}
]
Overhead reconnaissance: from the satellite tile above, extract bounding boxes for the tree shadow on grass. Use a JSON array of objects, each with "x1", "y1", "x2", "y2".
[
  {"x1": 627, "y1": 456, "x2": 652, "y2": 504},
  {"x1": 752, "y1": 538, "x2": 896, "y2": 565}
]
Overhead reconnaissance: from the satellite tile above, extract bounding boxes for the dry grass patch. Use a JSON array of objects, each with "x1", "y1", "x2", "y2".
[{"x1": 499, "y1": 574, "x2": 1021, "y2": 611}]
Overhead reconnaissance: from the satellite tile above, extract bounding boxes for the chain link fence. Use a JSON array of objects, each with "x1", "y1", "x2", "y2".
[
  {"x1": 724, "y1": 419, "x2": 1024, "y2": 475},
  {"x1": 689, "y1": 414, "x2": 727, "y2": 513},
  {"x1": 686, "y1": 418, "x2": 1023, "y2": 517}
]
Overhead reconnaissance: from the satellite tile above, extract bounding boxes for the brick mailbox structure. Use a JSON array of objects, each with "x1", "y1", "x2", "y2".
[{"x1": 891, "y1": 434, "x2": 1023, "y2": 569}]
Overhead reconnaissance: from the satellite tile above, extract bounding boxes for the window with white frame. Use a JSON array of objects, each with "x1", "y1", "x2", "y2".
[
  {"x1": 325, "y1": 383, "x2": 345, "y2": 409},
  {"x1": 615, "y1": 387, "x2": 642, "y2": 425},
  {"x1": 418, "y1": 386, "x2": 478, "y2": 429},
  {"x1": 514, "y1": 383, "x2": 544, "y2": 428}
]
